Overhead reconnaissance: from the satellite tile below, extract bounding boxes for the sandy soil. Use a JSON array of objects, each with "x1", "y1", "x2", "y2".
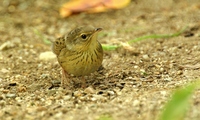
[{"x1": 0, "y1": 0, "x2": 200, "y2": 120}]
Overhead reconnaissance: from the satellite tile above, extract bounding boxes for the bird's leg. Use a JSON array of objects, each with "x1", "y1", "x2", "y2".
[
  {"x1": 81, "y1": 76, "x2": 86, "y2": 88},
  {"x1": 61, "y1": 68, "x2": 70, "y2": 88}
]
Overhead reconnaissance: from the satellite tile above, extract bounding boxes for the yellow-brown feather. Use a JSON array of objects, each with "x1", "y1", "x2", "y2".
[
  {"x1": 52, "y1": 26, "x2": 103, "y2": 83},
  {"x1": 58, "y1": 40, "x2": 103, "y2": 76}
]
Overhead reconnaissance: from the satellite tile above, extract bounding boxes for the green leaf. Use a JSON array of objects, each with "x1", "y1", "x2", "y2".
[
  {"x1": 160, "y1": 79, "x2": 200, "y2": 120},
  {"x1": 98, "y1": 114, "x2": 113, "y2": 120},
  {"x1": 102, "y1": 44, "x2": 119, "y2": 51},
  {"x1": 128, "y1": 26, "x2": 187, "y2": 44},
  {"x1": 32, "y1": 28, "x2": 51, "y2": 44},
  {"x1": 102, "y1": 26, "x2": 187, "y2": 51}
]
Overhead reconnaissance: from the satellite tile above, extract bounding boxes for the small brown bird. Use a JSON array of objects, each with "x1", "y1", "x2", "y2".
[{"x1": 52, "y1": 26, "x2": 103, "y2": 88}]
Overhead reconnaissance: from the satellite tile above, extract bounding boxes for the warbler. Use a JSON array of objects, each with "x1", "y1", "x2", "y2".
[{"x1": 52, "y1": 26, "x2": 103, "y2": 88}]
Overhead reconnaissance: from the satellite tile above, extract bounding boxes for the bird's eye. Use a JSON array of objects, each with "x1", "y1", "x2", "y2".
[{"x1": 81, "y1": 34, "x2": 87, "y2": 39}]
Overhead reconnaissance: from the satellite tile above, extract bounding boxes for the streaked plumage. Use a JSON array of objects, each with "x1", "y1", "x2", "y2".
[{"x1": 52, "y1": 26, "x2": 103, "y2": 88}]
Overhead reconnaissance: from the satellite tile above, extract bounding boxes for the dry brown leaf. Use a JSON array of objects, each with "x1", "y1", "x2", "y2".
[
  {"x1": 103, "y1": 0, "x2": 131, "y2": 9},
  {"x1": 60, "y1": 0, "x2": 131, "y2": 17}
]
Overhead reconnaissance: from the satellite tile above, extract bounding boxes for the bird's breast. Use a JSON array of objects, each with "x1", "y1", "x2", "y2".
[{"x1": 58, "y1": 45, "x2": 103, "y2": 76}]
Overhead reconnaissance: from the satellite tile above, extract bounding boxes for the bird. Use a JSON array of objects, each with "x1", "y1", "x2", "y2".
[{"x1": 52, "y1": 26, "x2": 103, "y2": 88}]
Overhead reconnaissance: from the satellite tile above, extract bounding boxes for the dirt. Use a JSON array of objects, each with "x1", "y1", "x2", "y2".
[{"x1": 1, "y1": 0, "x2": 200, "y2": 120}]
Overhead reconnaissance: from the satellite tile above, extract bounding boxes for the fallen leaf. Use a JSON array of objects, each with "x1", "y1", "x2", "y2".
[
  {"x1": 60, "y1": 0, "x2": 131, "y2": 17},
  {"x1": 103, "y1": 0, "x2": 131, "y2": 9}
]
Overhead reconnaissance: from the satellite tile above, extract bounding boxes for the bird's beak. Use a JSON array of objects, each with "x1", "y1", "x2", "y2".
[
  {"x1": 94, "y1": 28, "x2": 103, "y2": 33},
  {"x1": 88, "y1": 28, "x2": 102, "y2": 43}
]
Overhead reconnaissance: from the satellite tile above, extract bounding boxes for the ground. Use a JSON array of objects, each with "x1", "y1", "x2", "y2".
[{"x1": 1, "y1": 0, "x2": 200, "y2": 120}]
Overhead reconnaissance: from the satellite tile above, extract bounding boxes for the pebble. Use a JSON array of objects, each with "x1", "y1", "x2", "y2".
[
  {"x1": 0, "y1": 101, "x2": 6, "y2": 106},
  {"x1": 15, "y1": 97, "x2": 23, "y2": 103},
  {"x1": 0, "y1": 68, "x2": 9, "y2": 73},
  {"x1": 0, "y1": 37, "x2": 20, "y2": 51},
  {"x1": 163, "y1": 75, "x2": 172, "y2": 81},
  {"x1": 2, "y1": 89, "x2": 9, "y2": 93},
  {"x1": 107, "y1": 91, "x2": 115, "y2": 96},
  {"x1": 28, "y1": 83, "x2": 43, "y2": 92},
  {"x1": 48, "y1": 89, "x2": 58, "y2": 96},
  {"x1": 40, "y1": 74, "x2": 50, "y2": 79},
  {"x1": 73, "y1": 91, "x2": 82, "y2": 97},
  {"x1": 63, "y1": 95, "x2": 72, "y2": 100},
  {"x1": 0, "y1": 41, "x2": 14, "y2": 51},
  {"x1": 91, "y1": 97, "x2": 97, "y2": 101},
  {"x1": 84, "y1": 86, "x2": 95, "y2": 94},
  {"x1": 6, "y1": 93, "x2": 17, "y2": 98},
  {"x1": 133, "y1": 99, "x2": 140, "y2": 106},
  {"x1": 92, "y1": 94, "x2": 105, "y2": 101},
  {"x1": 134, "y1": 65, "x2": 138, "y2": 69},
  {"x1": 160, "y1": 91, "x2": 167, "y2": 96},
  {"x1": 54, "y1": 112, "x2": 63, "y2": 118},
  {"x1": 51, "y1": 80, "x2": 61, "y2": 85},
  {"x1": 39, "y1": 51, "x2": 56, "y2": 61},
  {"x1": 160, "y1": 67, "x2": 164, "y2": 72},
  {"x1": 0, "y1": 96, "x2": 4, "y2": 100},
  {"x1": 177, "y1": 70, "x2": 183, "y2": 75},
  {"x1": 116, "y1": 90, "x2": 122, "y2": 96},
  {"x1": 116, "y1": 83, "x2": 125, "y2": 89},
  {"x1": 142, "y1": 54, "x2": 150, "y2": 61}
]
